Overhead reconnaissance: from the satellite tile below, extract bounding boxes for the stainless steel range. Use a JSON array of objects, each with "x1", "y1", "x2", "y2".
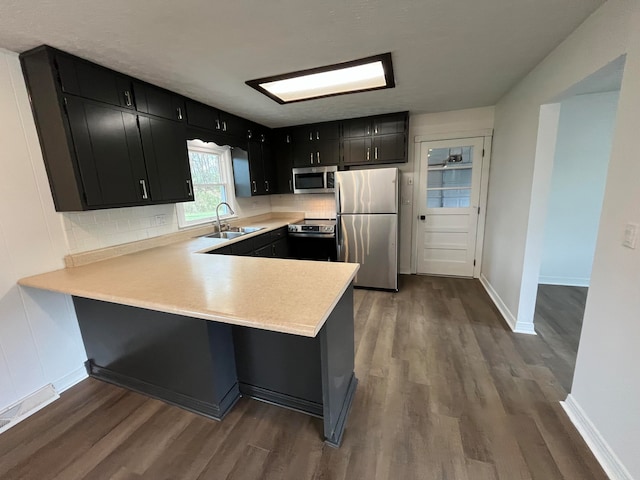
[
  {"x1": 287, "y1": 219, "x2": 336, "y2": 238},
  {"x1": 288, "y1": 219, "x2": 337, "y2": 261}
]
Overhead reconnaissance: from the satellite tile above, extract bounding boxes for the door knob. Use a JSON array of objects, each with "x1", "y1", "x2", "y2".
[{"x1": 419, "y1": 215, "x2": 426, "y2": 220}]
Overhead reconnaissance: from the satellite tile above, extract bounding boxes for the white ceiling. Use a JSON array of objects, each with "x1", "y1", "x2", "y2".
[{"x1": 0, "y1": 0, "x2": 604, "y2": 128}]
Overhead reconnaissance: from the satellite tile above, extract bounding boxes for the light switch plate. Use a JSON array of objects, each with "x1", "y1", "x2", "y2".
[{"x1": 623, "y1": 222, "x2": 638, "y2": 249}]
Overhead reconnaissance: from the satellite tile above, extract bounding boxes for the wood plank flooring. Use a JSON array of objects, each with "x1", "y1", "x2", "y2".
[
  {"x1": 0, "y1": 276, "x2": 605, "y2": 479},
  {"x1": 533, "y1": 284, "x2": 588, "y2": 391}
]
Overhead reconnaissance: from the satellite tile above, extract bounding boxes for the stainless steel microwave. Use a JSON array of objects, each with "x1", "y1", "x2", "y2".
[{"x1": 292, "y1": 166, "x2": 337, "y2": 194}]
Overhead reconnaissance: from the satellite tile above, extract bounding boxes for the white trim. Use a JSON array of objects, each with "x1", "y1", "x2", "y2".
[
  {"x1": 53, "y1": 365, "x2": 88, "y2": 393},
  {"x1": 479, "y1": 273, "x2": 519, "y2": 332},
  {"x1": 176, "y1": 140, "x2": 237, "y2": 229},
  {"x1": 474, "y1": 136, "x2": 492, "y2": 278},
  {"x1": 561, "y1": 395, "x2": 633, "y2": 480},
  {"x1": 414, "y1": 128, "x2": 493, "y2": 143},
  {"x1": 0, "y1": 384, "x2": 59, "y2": 435},
  {"x1": 539, "y1": 276, "x2": 590, "y2": 287}
]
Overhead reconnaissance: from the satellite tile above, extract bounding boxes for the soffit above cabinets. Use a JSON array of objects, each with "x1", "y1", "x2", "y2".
[{"x1": 0, "y1": 0, "x2": 604, "y2": 127}]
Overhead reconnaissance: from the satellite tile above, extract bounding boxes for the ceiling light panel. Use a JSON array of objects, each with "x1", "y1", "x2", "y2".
[{"x1": 247, "y1": 53, "x2": 395, "y2": 104}]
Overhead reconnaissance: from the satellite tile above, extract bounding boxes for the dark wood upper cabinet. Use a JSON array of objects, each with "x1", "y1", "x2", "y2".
[
  {"x1": 55, "y1": 52, "x2": 134, "y2": 110},
  {"x1": 274, "y1": 129, "x2": 294, "y2": 194},
  {"x1": 341, "y1": 112, "x2": 408, "y2": 165},
  {"x1": 291, "y1": 121, "x2": 341, "y2": 167},
  {"x1": 185, "y1": 99, "x2": 216, "y2": 130},
  {"x1": 234, "y1": 125, "x2": 274, "y2": 197},
  {"x1": 65, "y1": 96, "x2": 149, "y2": 207},
  {"x1": 20, "y1": 45, "x2": 194, "y2": 211},
  {"x1": 139, "y1": 116, "x2": 193, "y2": 203},
  {"x1": 134, "y1": 82, "x2": 185, "y2": 122}
]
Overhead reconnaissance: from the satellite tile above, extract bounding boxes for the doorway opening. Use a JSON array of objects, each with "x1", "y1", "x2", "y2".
[{"x1": 518, "y1": 56, "x2": 625, "y2": 387}]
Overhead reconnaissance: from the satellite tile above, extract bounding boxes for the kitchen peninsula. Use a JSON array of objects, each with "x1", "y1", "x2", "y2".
[{"x1": 18, "y1": 215, "x2": 359, "y2": 447}]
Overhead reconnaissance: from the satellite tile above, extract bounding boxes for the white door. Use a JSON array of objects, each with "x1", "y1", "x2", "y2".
[{"x1": 416, "y1": 138, "x2": 484, "y2": 277}]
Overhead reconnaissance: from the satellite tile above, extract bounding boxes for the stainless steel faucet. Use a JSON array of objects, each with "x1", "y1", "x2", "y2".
[{"x1": 215, "y1": 202, "x2": 235, "y2": 233}]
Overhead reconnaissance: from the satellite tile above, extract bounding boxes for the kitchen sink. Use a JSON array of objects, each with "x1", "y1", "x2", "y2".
[
  {"x1": 227, "y1": 226, "x2": 264, "y2": 234},
  {"x1": 206, "y1": 231, "x2": 246, "y2": 240},
  {"x1": 204, "y1": 226, "x2": 264, "y2": 240}
]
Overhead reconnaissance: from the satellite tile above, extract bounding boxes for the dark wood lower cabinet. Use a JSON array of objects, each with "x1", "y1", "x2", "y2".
[{"x1": 71, "y1": 284, "x2": 357, "y2": 446}]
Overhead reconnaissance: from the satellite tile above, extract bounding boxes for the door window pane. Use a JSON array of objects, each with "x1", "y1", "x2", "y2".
[
  {"x1": 427, "y1": 146, "x2": 473, "y2": 166},
  {"x1": 427, "y1": 168, "x2": 472, "y2": 189},
  {"x1": 427, "y1": 188, "x2": 471, "y2": 208}
]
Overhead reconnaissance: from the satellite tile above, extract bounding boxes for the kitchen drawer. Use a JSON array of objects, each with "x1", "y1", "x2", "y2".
[
  {"x1": 252, "y1": 231, "x2": 273, "y2": 250},
  {"x1": 269, "y1": 227, "x2": 288, "y2": 242}
]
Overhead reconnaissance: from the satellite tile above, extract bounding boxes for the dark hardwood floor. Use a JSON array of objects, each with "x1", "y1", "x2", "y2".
[
  {"x1": 533, "y1": 284, "x2": 588, "y2": 392},
  {"x1": 0, "y1": 276, "x2": 605, "y2": 480}
]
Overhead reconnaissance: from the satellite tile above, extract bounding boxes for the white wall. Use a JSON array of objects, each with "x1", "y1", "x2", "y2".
[
  {"x1": 0, "y1": 49, "x2": 86, "y2": 411},
  {"x1": 483, "y1": 0, "x2": 639, "y2": 476},
  {"x1": 539, "y1": 91, "x2": 620, "y2": 287}
]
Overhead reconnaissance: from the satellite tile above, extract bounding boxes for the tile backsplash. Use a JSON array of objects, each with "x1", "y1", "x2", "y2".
[
  {"x1": 271, "y1": 194, "x2": 336, "y2": 219},
  {"x1": 62, "y1": 204, "x2": 179, "y2": 254},
  {"x1": 62, "y1": 194, "x2": 327, "y2": 254},
  {"x1": 61, "y1": 195, "x2": 273, "y2": 254}
]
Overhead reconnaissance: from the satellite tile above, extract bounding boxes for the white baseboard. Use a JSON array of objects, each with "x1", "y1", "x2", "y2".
[
  {"x1": 539, "y1": 276, "x2": 590, "y2": 287},
  {"x1": 479, "y1": 273, "x2": 518, "y2": 331},
  {"x1": 561, "y1": 395, "x2": 633, "y2": 480},
  {"x1": 0, "y1": 384, "x2": 59, "y2": 435},
  {"x1": 514, "y1": 322, "x2": 537, "y2": 335},
  {"x1": 53, "y1": 365, "x2": 88, "y2": 393}
]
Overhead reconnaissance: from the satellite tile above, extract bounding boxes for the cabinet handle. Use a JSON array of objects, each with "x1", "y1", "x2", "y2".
[
  {"x1": 310, "y1": 153, "x2": 314, "y2": 165},
  {"x1": 186, "y1": 179, "x2": 193, "y2": 197},
  {"x1": 272, "y1": 244, "x2": 276, "y2": 256},
  {"x1": 222, "y1": 121, "x2": 227, "y2": 132},
  {"x1": 176, "y1": 107, "x2": 183, "y2": 120},
  {"x1": 252, "y1": 181, "x2": 257, "y2": 193},
  {"x1": 366, "y1": 125, "x2": 371, "y2": 135},
  {"x1": 367, "y1": 147, "x2": 370, "y2": 161},
  {"x1": 316, "y1": 131, "x2": 320, "y2": 140},
  {"x1": 289, "y1": 179, "x2": 292, "y2": 191},
  {"x1": 215, "y1": 119, "x2": 221, "y2": 130},
  {"x1": 286, "y1": 134, "x2": 291, "y2": 144},
  {"x1": 124, "y1": 91, "x2": 132, "y2": 107},
  {"x1": 374, "y1": 147, "x2": 378, "y2": 160},
  {"x1": 139, "y1": 179, "x2": 148, "y2": 199},
  {"x1": 261, "y1": 134, "x2": 265, "y2": 143},
  {"x1": 265, "y1": 180, "x2": 269, "y2": 192},
  {"x1": 247, "y1": 129, "x2": 253, "y2": 139},
  {"x1": 309, "y1": 132, "x2": 313, "y2": 141},
  {"x1": 374, "y1": 125, "x2": 378, "y2": 134},
  {"x1": 317, "y1": 152, "x2": 320, "y2": 164}
]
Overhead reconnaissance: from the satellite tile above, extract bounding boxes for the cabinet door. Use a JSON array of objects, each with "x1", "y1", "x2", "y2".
[
  {"x1": 316, "y1": 121, "x2": 340, "y2": 141},
  {"x1": 342, "y1": 137, "x2": 372, "y2": 165},
  {"x1": 275, "y1": 131, "x2": 294, "y2": 194},
  {"x1": 273, "y1": 238, "x2": 289, "y2": 258},
  {"x1": 342, "y1": 117, "x2": 372, "y2": 138},
  {"x1": 134, "y1": 82, "x2": 185, "y2": 122},
  {"x1": 185, "y1": 100, "x2": 215, "y2": 130},
  {"x1": 217, "y1": 111, "x2": 246, "y2": 138},
  {"x1": 372, "y1": 134, "x2": 406, "y2": 163},
  {"x1": 248, "y1": 141, "x2": 266, "y2": 195},
  {"x1": 317, "y1": 138, "x2": 340, "y2": 165},
  {"x1": 66, "y1": 97, "x2": 148, "y2": 206},
  {"x1": 373, "y1": 113, "x2": 406, "y2": 135},
  {"x1": 139, "y1": 116, "x2": 193, "y2": 202},
  {"x1": 262, "y1": 142, "x2": 277, "y2": 194},
  {"x1": 56, "y1": 54, "x2": 133, "y2": 109}
]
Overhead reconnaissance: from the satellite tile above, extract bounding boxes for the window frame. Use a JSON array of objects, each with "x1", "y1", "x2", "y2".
[{"x1": 176, "y1": 140, "x2": 237, "y2": 229}]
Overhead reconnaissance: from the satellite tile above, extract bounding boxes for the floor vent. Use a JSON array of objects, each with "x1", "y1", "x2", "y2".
[{"x1": 0, "y1": 384, "x2": 59, "y2": 435}]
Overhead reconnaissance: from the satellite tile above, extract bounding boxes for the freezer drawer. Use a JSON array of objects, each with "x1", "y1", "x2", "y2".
[{"x1": 338, "y1": 214, "x2": 398, "y2": 290}]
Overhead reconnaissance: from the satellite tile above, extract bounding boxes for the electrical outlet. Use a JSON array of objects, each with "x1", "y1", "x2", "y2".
[
  {"x1": 407, "y1": 177, "x2": 414, "y2": 186},
  {"x1": 154, "y1": 214, "x2": 167, "y2": 226},
  {"x1": 623, "y1": 222, "x2": 638, "y2": 249}
]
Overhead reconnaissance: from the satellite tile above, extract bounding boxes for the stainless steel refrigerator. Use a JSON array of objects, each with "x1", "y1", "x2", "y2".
[{"x1": 336, "y1": 168, "x2": 399, "y2": 291}]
